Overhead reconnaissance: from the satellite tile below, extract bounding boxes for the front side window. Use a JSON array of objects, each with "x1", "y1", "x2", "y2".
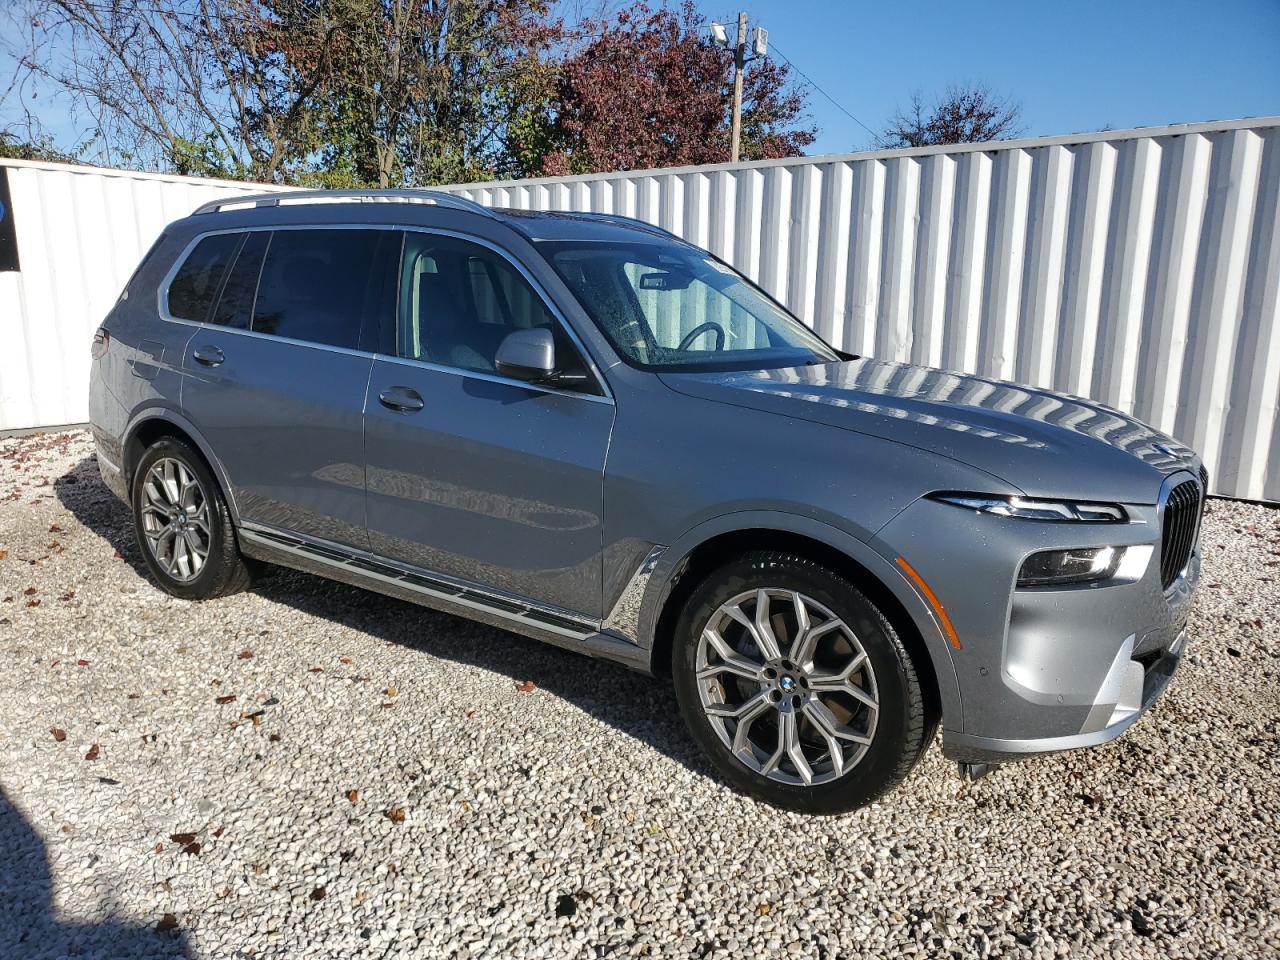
[
  {"x1": 252, "y1": 229, "x2": 388, "y2": 350},
  {"x1": 167, "y1": 233, "x2": 240, "y2": 322},
  {"x1": 398, "y1": 233, "x2": 590, "y2": 386},
  {"x1": 542, "y1": 240, "x2": 838, "y2": 373}
]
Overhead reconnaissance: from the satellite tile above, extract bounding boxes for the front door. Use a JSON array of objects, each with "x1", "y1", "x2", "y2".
[
  {"x1": 179, "y1": 226, "x2": 399, "y2": 548},
  {"x1": 363, "y1": 231, "x2": 613, "y2": 618}
]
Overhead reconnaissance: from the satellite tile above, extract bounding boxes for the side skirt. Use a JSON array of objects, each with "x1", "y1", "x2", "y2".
[{"x1": 238, "y1": 523, "x2": 651, "y2": 674}]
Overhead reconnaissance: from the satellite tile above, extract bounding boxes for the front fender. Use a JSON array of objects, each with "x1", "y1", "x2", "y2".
[{"x1": 635, "y1": 509, "x2": 963, "y2": 729}]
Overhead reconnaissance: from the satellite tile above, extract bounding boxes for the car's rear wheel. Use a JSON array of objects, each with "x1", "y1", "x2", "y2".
[
  {"x1": 672, "y1": 551, "x2": 934, "y2": 814},
  {"x1": 132, "y1": 438, "x2": 251, "y2": 600}
]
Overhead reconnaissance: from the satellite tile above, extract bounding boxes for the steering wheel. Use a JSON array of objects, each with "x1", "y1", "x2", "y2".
[{"x1": 677, "y1": 321, "x2": 726, "y2": 352}]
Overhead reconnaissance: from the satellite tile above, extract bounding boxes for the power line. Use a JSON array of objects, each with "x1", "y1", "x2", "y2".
[{"x1": 767, "y1": 40, "x2": 879, "y2": 143}]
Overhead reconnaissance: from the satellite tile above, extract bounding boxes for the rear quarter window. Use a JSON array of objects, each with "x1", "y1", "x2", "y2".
[{"x1": 166, "y1": 233, "x2": 241, "y2": 322}]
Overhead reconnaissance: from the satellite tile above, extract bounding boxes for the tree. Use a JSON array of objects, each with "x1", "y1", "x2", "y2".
[
  {"x1": 531, "y1": 1, "x2": 813, "y2": 176},
  {"x1": 4, "y1": 1, "x2": 349, "y2": 180},
  {"x1": 879, "y1": 83, "x2": 1022, "y2": 149},
  {"x1": 296, "y1": 0, "x2": 566, "y2": 187}
]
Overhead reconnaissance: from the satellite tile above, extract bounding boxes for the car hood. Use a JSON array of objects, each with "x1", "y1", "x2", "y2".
[{"x1": 660, "y1": 358, "x2": 1201, "y2": 504}]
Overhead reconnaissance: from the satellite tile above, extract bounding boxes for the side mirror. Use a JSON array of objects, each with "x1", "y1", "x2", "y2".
[{"x1": 495, "y1": 327, "x2": 556, "y2": 382}]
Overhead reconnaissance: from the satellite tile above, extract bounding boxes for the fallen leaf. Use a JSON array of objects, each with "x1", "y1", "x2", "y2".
[
  {"x1": 0, "y1": 549, "x2": 7, "y2": 560},
  {"x1": 237, "y1": 649, "x2": 254, "y2": 659},
  {"x1": 51, "y1": 727, "x2": 66, "y2": 742},
  {"x1": 98, "y1": 777, "x2": 120, "y2": 785},
  {"x1": 340, "y1": 657, "x2": 353, "y2": 665},
  {"x1": 308, "y1": 666, "x2": 323, "y2": 673},
  {"x1": 157, "y1": 913, "x2": 178, "y2": 932},
  {"x1": 756, "y1": 903, "x2": 772, "y2": 916},
  {"x1": 60, "y1": 590, "x2": 75, "y2": 601},
  {"x1": 385, "y1": 686, "x2": 398, "y2": 698},
  {"x1": 384, "y1": 807, "x2": 405, "y2": 824},
  {"x1": 346, "y1": 790, "x2": 359, "y2": 804},
  {"x1": 61, "y1": 824, "x2": 71, "y2": 834},
  {"x1": 49, "y1": 523, "x2": 63, "y2": 533},
  {"x1": 215, "y1": 695, "x2": 237, "y2": 705},
  {"x1": 22, "y1": 587, "x2": 36, "y2": 595},
  {"x1": 154, "y1": 843, "x2": 164, "y2": 854},
  {"x1": 182, "y1": 841, "x2": 201, "y2": 856},
  {"x1": 170, "y1": 832, "x2": 197, "y2": 845},
  {"x1": 76, "y1": 658, "x2": 89, "y2": 666},
  {"x1": 84, "y1": 743, "x2": 100, "y2": 761},
  {"x1": 515, "y1": 680, "x2": 536, "y2": 693},
  {"x1": 310, "y1": 886, "x2": 326, "y2": 901},
  {"x1": 268, "y1": 733, "x2": 281, "y2": 742},
  {"x1": 465, "y1": 709, "x2": 476, "y2": 719},
  {"x1": 25, "y1": 599, "x2": 39, "y2": 607}
]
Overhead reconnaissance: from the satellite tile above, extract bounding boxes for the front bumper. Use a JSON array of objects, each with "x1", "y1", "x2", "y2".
[
  {"x1": 873, "y1": 476, "x2": 1201, "y2": 763},
  {"x1": 941, "y1": 628, "x2": 1185, "y2": 763}
]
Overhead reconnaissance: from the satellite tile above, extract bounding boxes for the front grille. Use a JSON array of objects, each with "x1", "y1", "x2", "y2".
[{"x1": 1159, "y1": 478, "x2": 1203, "y2": 589}]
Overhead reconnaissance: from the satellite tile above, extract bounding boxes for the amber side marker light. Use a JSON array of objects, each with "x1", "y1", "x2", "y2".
[{"x1": 895, "y1": 556, "x2": 962, "y2": 650}]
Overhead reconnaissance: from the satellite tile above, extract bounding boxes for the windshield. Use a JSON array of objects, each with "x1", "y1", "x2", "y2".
[{"x1": 540, "y1": 240, "x2": 840, "y2": 373}]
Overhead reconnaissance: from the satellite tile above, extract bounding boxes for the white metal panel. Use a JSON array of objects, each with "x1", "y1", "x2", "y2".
[
  {"x1": 3, "y1": 117, "x2": 1279, "y2": 502},
  {"x1": 0, "y1": 159, "x2": 287, "y2": 433},
  {"x1": 444, "y1": 118, "x2": 1280, "y2": 501}
]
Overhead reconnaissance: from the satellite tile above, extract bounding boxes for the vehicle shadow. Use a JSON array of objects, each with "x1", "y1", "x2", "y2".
[
  {"x1": 54, "y1": 455, "x2": 708, "y2": 778},
  {"x1": 0, "y1": 786, "x2": 191, "y2": 959}
]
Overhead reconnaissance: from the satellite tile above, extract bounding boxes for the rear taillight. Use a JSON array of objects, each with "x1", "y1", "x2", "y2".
[{"x1": 91, "y1": 326, "x2": 110, "y2": 359}]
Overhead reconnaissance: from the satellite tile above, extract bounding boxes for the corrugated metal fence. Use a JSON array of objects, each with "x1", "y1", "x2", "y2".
[
  {"x1": 0, "y1": 160, "x2": 278, "y2": 432},
  {"x1": 2, "y1": 117, "x2": 1278, "y2": 500},
  {"x1": 443, "y1": 118, "x2": 1280, "y2": 502}
]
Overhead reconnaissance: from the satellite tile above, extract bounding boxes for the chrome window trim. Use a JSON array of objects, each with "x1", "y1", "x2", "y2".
[{"x1": 157, "y1": 222, "x2": 614, "y2": 404}]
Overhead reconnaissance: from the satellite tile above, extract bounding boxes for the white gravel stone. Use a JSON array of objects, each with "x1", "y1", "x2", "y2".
[{"x1": 0, "y1": 429, "x2": 1277, "y2": 959}]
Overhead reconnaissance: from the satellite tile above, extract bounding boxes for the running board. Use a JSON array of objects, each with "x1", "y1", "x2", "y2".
[{"x1": 238, "y1": 523, "x2": 650, "y2": 672}]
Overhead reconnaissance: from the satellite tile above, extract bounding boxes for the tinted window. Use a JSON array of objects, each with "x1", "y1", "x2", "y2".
[
  {"x1": 167, "y1": 233, "x2": 240, "y2": 322},
  {"x1": 252, "y1": 230, "x2": 386, "y2": 349},
  {"x1": 210, "y1": 231, "x2": 269, "y2": 330},
  {"x1": 399, "y1": 233, "x2": 589, "y2": 384}
]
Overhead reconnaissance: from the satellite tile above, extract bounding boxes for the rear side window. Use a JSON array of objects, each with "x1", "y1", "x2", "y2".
[
  {"x1": 252, "y1": 230, "x2": 386, "y2": 350},
  {"x1": 167, "y1": 233, "x2": 240, "y2": 322},
  {"x1": 210, "y1": 231, "x2": 269, "y2": 330}
]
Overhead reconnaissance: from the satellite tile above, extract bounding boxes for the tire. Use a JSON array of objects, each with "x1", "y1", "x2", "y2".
[
  {"x1": 672, "y1": 551, "x2": 934, "y2": 814},
  {"x1": 131, "y1": 438, "x2": 252, "y2": 601}
]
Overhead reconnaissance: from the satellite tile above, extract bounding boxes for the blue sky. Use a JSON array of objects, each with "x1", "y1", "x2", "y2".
[
  {"x1": 724, "y1": 0, "x2": 1280, "y2": 154},
  {"x1": 6, "y1": 0, "x2": 1277, "y2": 161}
]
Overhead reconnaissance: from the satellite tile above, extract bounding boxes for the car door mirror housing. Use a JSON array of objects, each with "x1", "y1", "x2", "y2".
[{"x1": 495, "y1": 328, "x2": 557, "y2": 382}]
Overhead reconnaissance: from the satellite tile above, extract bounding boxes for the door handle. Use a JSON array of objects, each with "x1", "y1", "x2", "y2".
[
  {"x1": 192, "y1": 345, "x2": 225, "y2": 367},
  {"x1": 378, "y1": 386, "x2": 425, "y2": 412}
]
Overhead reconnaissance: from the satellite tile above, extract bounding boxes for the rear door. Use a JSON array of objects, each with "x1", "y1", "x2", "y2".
[
  {"x1": 178, "y1": 226, "x2": 399, "y2": 548},
  {"x1": 363, "y1": 231, "x2": 614, "y2": 618}
]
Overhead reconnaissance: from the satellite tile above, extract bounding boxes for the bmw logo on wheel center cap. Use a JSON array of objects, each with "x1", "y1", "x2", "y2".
[{"x1": 779, "y1": 675, "x2": 796, "y2": 693}]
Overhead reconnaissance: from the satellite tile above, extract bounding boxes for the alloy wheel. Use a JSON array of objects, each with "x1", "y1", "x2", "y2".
[
  {"x1": 695, "y1": 588, "x2": 879, "y2": 786},
  {"x1": 140, "y1": 457, "x2": 211, "y2": 583}
]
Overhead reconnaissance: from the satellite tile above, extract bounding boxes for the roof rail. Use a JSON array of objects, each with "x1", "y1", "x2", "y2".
[{"x1": 191, "y1": 188, "x2": 499, "y2": 220}]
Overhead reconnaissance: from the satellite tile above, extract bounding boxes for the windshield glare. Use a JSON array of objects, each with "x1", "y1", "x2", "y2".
[{"x1": 541, "y1": 241, "x2": 839, "y2": 372}]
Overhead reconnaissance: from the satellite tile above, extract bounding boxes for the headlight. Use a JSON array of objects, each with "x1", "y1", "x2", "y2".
[
  {"x1": 932, "y1": 493, "x2": 1127, "y2": 523},
  {"x1": 1017, "y1": 547, "x2": 1124, "y2": 587}
]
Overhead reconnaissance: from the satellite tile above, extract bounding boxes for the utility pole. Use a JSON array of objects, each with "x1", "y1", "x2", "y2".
[
  {"x1": 711, "y1": 14, "x2": 768, "y2": 165},
  {"x1": 730, "y1": 11, "x2": 747, "y2": 164}
]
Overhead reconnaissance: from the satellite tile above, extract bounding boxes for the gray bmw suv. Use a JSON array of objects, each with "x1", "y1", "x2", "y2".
[{"x1": 89, "y1": 189, "x2": 1205, "y2": 813}]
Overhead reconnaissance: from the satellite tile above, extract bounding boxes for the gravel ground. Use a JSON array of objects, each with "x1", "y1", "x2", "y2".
[{"x1": 0, "y1": 429, "x2": 1277, "y2": 960}]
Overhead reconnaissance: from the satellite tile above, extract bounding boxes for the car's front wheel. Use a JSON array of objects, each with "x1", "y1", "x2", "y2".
[
  {"x1": 131, "y1": 438, "x2": 252, "y2": 600},
  {"x1": 672, "y1": 552, "x2": 934, "y2": 814}
]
